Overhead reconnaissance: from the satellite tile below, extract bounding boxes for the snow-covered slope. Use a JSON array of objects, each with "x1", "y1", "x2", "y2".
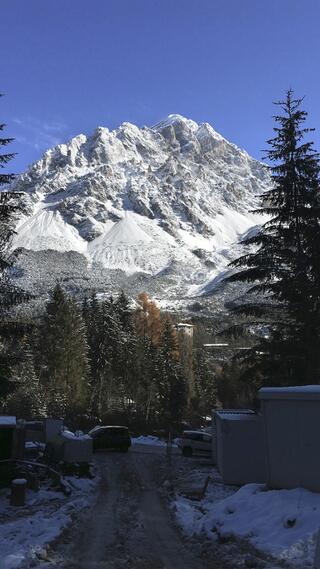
[
  {"x1": 14, "y1": 206, "x2": 88, "y2": 253},
  {"x1": 11, "y1": 114, "x2": 270, "y2": 301}
]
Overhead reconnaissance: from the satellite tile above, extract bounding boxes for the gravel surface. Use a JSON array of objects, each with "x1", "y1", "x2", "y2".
[{"x1": 38, "y1": 444, "x2": 234, "y2": 569}]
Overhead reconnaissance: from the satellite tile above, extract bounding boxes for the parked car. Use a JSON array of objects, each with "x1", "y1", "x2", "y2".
[
  {"x1": 177, "y1": 430, "x2": 212, "y2": 457},
  {"x1": 88, "y1": 426, "x2": 131, "y2": 452}
]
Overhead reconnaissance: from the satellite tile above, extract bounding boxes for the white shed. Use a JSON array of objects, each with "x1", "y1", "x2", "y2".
[
  {"x1": 259, "y1": 385, "x2": 320, "y2": 492},
  {"x1": 214, "y1": 409, "x2": 266, "y2": 486}
]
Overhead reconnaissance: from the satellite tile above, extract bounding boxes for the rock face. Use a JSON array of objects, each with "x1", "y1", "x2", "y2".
[{"x1": 11, "y1": 114, "x2": 270, "y2": 305}]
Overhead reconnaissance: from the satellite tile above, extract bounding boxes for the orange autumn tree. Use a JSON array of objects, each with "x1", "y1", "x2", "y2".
[{"x1": 135, "y1": 292, "x2": 162, "y2": 346}]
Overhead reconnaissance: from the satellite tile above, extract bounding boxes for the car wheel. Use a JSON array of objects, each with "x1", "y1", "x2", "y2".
[{"x1": 182, "y1": 446, "x2": 193, "y2": 457}]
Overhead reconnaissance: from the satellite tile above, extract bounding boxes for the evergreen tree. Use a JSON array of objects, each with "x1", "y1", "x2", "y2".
[
  {"x1": 135, "y1": 336, "x2": 158, "y2": 423},
  {"x1": 193, "y1": 348, "x2": 217, "y2": 416},
  {"x1": 0, "y1": 95, "x2": 22, "y2": 291},
  {"x1": 83, "y1": 292, "x2": 138, "y2": 417},
  {"x1": 113, "y1": 291, "x2": 139, "y2": 409},
  {"x1": 156, "y1": 318, "x2": 187, "y2": 427},
  {"x1": 5, "y1": 339, "x2": 46, "y2": 418},
  {"x1": 114, "y1": 290, "x2": 134, "y2": 334},
  {"x1": 0, "y1": 103, "x2": 15, "y2": 187},
  {"x1": 96, "y1": 299, "x2": 123, "y2": 412},
  {"x1": 214, "y1": 361, "x2": 254, "y2": 408},
  {"x1": 0, "y1": 95, "x2": 29, "y2": 403},
  {"x1": 227, "y1": 90, "x2": 320, "y2": 386},
  {"x1": 82, "y1": 291, "x2": 101, "y2": 413},
  {"x1": 87, "y1": 297, "x2": 128, "y2": 415},
  {"x1": 39, "y1": 284, "x2": 89, "y2": 418}
]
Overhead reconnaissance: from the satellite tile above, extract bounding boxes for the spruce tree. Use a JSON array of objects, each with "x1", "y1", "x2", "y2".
[
  {"x1": 39, "y1": 284, "x2": 89, "y2": 418},
  {"x1": 156, "y1": 318, "x2": 187, "y2": 427},
  {"x1": 0, "y1": 96, "x2": 15, "y2": 188},
  {"x1": 82, "y1": 292, "x2": 101, "y2": 413},
  {"x1": 5, "y1": 340, "x2": 46, "y2": 418},
  {"x1": 228, "y1": 90, "x2": 320, "y2": 386},
  {"x1": 0, "y1": 96, "x2": 29, "y2": 403},
  {"x1": 83, "y1": 293, "x2": 138, "y2": 417},
  {"x1": 0, "y1": 95, "x2": 20, "y2": 285},
  {"x1": 193, "y1": 348, "x2": 217, "y2": 416},
  {"x1": 87, "y1": 297, "x2": 129, "y2": 415},
  {"x1": 135, "y1": 336, "x2": 158, "y2": 423},
  {"x1": 114, "y1": 291, "x2": 134, "y2": 334}
]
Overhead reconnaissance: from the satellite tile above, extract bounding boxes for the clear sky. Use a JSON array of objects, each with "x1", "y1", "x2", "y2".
[{"x1": 2, "y1": 0, "x2": 320, "y2": 172}]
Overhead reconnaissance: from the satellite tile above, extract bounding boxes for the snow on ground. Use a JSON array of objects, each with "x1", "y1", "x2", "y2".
[
  {"x1": 0, "y1": 417, "x2": 16, "y2": 427},
  {"x1": 173, "y1": 467, "x2": 236, "y2": 534},
  {"x1": 13, "y1": 208, "x2": 87, "y2": 254},
  {"x1": 88, "y1": 211, "x2": 158, "y2": 274},
  {"x1": 173, "y1": 478, "x2": 320, "y2": 568},
  {"x1": 132, "y1": 435, "x2": 177, "y2": 447},
  {"x1": 87, "y1": 210, "x2": 205, "y2": 276},
  {"x1": 0, "y1": 476, "x2": 97, "y2": 569},
  {"x1": 11, "y1": 113, "x2": 271, "y2": 299}
]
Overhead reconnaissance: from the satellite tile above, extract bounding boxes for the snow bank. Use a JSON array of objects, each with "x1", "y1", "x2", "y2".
[
  {"x1": 0, "y1": 506, "x2": 71, "y2": 569},
  {"x1": 175, "y1": 482, "x2": 320, "y2": 567},
  {"x1": 0, "y1": 416, "x2": 16, "y2": 427},
  {"x1": 174, "y1": 498, "x2": 205, "y2": 535},
  {"x1": 0, "y1": 477, "x2": 97, "y2": 569},
  {"x1": 132, "y1": 435, "x2": 177, "y2": 447}
]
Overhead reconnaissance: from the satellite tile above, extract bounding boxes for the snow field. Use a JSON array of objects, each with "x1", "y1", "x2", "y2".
[
  {"x1": 0, "y1": 476, "x2": 97, "y2": 569},
  {"x1": 13, "y1": 208, "x2": 87, "y2": 254},
  {"x1": 11, "y1": 113, "x2": 271, "y2": 296},
  {"x1": 174, "y1": 481, "x2": 320, "y2": 567}
]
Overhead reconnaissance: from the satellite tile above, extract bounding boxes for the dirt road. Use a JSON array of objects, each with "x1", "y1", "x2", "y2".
[{"x1": 45, "y1": 444, "x2": 233, "y2": 569}]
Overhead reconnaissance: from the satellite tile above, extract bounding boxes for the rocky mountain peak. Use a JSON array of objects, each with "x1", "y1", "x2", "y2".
[{"x1": 11, "y1": 115, "x2": 271, "y2": 304}]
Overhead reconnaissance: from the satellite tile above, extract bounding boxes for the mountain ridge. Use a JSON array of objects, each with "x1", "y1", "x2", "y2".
[{"x1": 11, "y1": 114, "x2": 270, "y2": 307}]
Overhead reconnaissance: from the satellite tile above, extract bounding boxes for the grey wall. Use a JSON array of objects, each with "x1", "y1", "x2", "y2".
[
  {"x1": 211, "y1": 418, "x2": 217, "y2": 465},
  {"x1": 262, "y1": 399, "x2": 320, "y2": 492},
  {"x1": 215, "y1": 414, "x2": 267, "y2": 486},
  {"x1": 45, "y1": 419, "x2": 63, "y2": 442}
]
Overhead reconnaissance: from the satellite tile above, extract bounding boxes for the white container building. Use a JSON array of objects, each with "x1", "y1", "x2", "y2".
[
  {"x1": 259, "y1": 385, "x2": 320, "y2": 492},
  {"x1": 214, "y1": 409, "x2": 267, "y2": 486}
]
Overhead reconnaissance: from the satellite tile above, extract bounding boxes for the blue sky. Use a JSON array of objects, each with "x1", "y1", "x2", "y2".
[{"x1": 2, "y1": 0, "x2": 320, "y2": 172}]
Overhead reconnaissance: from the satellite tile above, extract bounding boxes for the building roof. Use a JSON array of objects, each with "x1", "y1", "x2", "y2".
[
  {"x1": 203, "y1": 343, "x2": 229, "y2": 347},
  {"x1": 203, "y1": 344, "x2": 250, "y2": 349},
  {"x1": 214, "y1": 409, "x2": 258, "y2": 421},
  {"x1": 259, "y1": 385, "x2": 320, "y2": 401},
  {"x1": 0, "y1": 416, "x2": 16, "y2": 427}
]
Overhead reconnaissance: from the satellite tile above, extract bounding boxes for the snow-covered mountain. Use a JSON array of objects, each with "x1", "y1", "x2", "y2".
[{"x1": 11, "y1": 114, "x2": 270, "y2": 307}]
